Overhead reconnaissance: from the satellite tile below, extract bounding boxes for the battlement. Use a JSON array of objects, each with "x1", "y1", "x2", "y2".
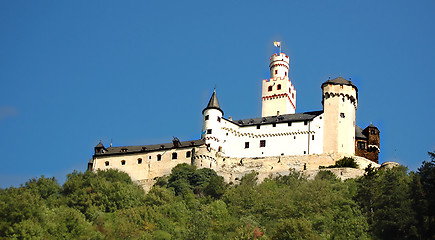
[{"x1": 270, "y1": 53, "x2": 290, "y2": 68}]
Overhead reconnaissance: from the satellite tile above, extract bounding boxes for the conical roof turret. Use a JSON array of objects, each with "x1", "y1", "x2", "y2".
[{"x1": 202, "y1": 89, "x2": 224, "y2": 115}]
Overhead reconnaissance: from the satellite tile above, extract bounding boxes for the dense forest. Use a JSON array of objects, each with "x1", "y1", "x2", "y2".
[{"x1": 1, "y1": 152, "x2": 434, "y2": 240}]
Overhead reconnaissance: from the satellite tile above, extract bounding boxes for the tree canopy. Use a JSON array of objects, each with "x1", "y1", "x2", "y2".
[{"x1": 1, "y1": 153, "x2": 434, "y2": 239}]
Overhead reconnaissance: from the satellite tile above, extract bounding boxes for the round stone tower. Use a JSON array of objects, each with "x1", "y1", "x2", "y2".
[
  {"x1": 321, "y1": 77, "x2": 358, "y2": 155},
  {"x1": 261, "y1": 53, "x2": 296, "y2": 117},
  {"x1": 202, "y1": 89, "x2": 224, "y2": 153}
]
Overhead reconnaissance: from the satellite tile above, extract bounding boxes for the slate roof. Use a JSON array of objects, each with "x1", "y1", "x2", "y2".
[
  {"x1": 227, "y1": 110, "x2": 324, "y2": 127},
  {"x1": 203, "y1": 89, "x2": 223, "y2": 115},
  {"x1": 355, "y1": 126, "x2": 367, "y2": 139},
  {"x1": 94, "y1": 139, "x2": 205, "y2": 157},
  {"x1": 321, "y1": 77, "x2": 358, "y2": 92}
]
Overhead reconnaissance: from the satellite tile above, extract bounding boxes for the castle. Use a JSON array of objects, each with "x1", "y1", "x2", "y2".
[{"x1": 88, "y1": 50, "x2": 381, "y2": 189}]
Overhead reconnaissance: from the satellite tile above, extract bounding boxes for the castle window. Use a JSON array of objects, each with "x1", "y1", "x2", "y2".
[
  {"x1": 340, "y1": 113, "x2": 345, "y2": 118},
  {"x1": 304, "y1": 151, "x2": 306, "y2": 154},
  {"x1": 205, "y1": 115, "x2": 209, "y2": 120},
  {"x1": 285, "y1": 72, "x2": 287, "y2": 76},
  {"x1": 137, "y1": 158, "x2": 142, "y2": 164},
  {"x1": 289, "y1": 88, "x2": 291, "y2": 93},
  {"x1": 312, "y1": 135, "x2": 315, "y2": 140},
  {"x1": 186, "y1": 151, "x2": 191, "y2": 158},
  {"x1": 245, "y1": 142, "x2": 249, "y2": 148},
  {"x1": 357, "y1": 141, "x2": 366, "y2": 150},
  {"x1": 172, "y1": 152, "x2": 177, "y2": 160},
  {"x1": 148, "y1": 156, "x2": 151, "y2": 159},
  {"x1": 207, "y1": 129, "x2": 212, "y2": 134},
  {"x1": 257, "y1": 125, "x2": 260, "y2": 129},
  {"x1": 275, "y1": 70, "x2": 278, "y2": 75},
  {"x1": 105, "y1": 161, "x2": 109, "y2": 166},
  {"x1": 217, "y1": 116, "x2": 221, "y2": 122},
  {"x1": 277, "y1": 84, "x2": 281, "y2": 90},
  {"x1": 157, "y1": 154, "x2": 162, "y2": 161},
  {"x1": 304, "y1": 120, "x2": 308, "y2": 125},
  {"x1": 260, "y1": 140, "x2": 266, "y2": 148},
  {"x1": 272, "y1": 123, "x2": 276, "y2": 127},
  {"x1": 121, "y1": 160, "x2": 126, "y2": 165},
  {"x1": 294, "y1": 136, "x2": 296, "y2": 139},
  {"x1": 268, "y1": 86, "x2": 272, "y2": 91},
  {"x1": 292, "y1": 93, "x2": 294, "y2": 98},
  {"x1": 288, "y1": 122, "x2": 292, "y2": 126}
]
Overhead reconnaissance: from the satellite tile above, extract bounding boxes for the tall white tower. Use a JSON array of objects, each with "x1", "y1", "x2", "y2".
[
  {"x1": 322, "y1": 77, "x2": 358, "y2": 155},
  {"x1": 261, "y1": 53, "x2": 296, "y2": 117},
  {"x1": 202, "y1": 89, "x2": 224, "y2": 153}
]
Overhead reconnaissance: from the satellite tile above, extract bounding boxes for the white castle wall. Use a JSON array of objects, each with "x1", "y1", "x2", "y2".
[{"x1": 218, "y1": 114, "x2": 324, "y2": 158}]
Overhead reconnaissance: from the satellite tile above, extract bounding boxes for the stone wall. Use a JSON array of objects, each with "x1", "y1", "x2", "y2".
[{"x1": 135, "y1": 148, "x2": 380, "y2": 191}]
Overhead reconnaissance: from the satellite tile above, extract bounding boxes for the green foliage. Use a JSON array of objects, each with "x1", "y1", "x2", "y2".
[
  {"x1": 320, "y1": 157, "x2": 359, "y2": 169},
  {"x1": 2, "y1": 158, "x2": 435, "y2": 239}
]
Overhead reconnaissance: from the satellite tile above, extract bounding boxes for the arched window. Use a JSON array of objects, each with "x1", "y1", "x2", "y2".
[
  {"x1": 172, "y1": 152, "x2": 177, "y2": 159},
  {"x1": 137, "y1": 158, "x2": 142, "y2": 164},
  {"x1": 121, "y1": 160, "x2": 126, "y2": 165},
  {"x1": 268, "y1": 86, "x2": 272, "y2": 91},
  {"x1": 277, "y1": 84, "x2": 281, "y2": 90}
]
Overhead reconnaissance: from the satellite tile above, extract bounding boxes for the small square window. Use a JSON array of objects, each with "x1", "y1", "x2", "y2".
[
  {"x1": 257, "y1": 125, "x2": 260, "y2": 129},
  {"x1": 186, "y1": 151, "x2": 191, "y2": 158},
  {"x1": 268, "y1": 86, "x2": 272, "y2": 92},
  {"x1": 137, "y1": 158, "x2": 142, "y2": 164},
  {"x1": 304, "y1": 120, "x2": 308, "y2": 125},
  {"x1": 272, "y1": 123, "x2": 276, "y2": 127},
  {"x1": 304, "y1": 151, "x2": 306, "y2": 154},
  {"x1": 245, "y1": 142, "x2": 249, "y2": 148},
  {"x1": 157, "y1": 155, "x2": 162, "y2": 161},
  {"x1": 148, "y1": 156, "x2": 151, "y2": 159},
  {"x1": 207, "y1": 129, "x2": 212, "y2": 134},
  {"x1": 205, "y1": 115, "x2": 209, "y2": 120},
  {"x1": 288, "y1": 122, "x2": 292, "y2": 126},
  {"x1": 277, "y1": 84, "x2": 281, "y2": 90},
  {"x1": 340, "y1": 113, "x2": 345, "y2": 118},
  {"x1": 172, "y1": 152, "x2": 177, "y2": 159},
  {"x1": 121, "y1": 160, "x2": 126, "y2": 165},
  {"x1": 260, "y1": 140, "x2": 266, "y2": 148},
  {"x1": 105, "y1": 161, "x2": 109, "y2": 166}
]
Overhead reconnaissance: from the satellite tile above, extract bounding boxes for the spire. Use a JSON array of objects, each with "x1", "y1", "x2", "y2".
[{"x1": 202, "y1": 89, "x2": 224, "y2": 115}]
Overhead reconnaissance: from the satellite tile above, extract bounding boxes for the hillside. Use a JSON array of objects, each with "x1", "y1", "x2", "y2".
[{"x1": 1, "y1": 152, "x2": 434, "y2": 239}]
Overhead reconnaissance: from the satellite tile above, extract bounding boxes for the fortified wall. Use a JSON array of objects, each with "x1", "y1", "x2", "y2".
[{"x1": 135, "y1": 146, "x2": 380, "y2": 191}]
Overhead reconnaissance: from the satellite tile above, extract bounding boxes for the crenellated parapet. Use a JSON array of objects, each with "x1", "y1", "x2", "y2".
[{"x1": 323, "y1": 91, "x2": 358, "y2": 109}]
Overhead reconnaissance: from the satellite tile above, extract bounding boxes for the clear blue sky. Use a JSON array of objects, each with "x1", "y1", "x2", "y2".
[{"x1": 1, "y1": 1, "x2": 434, "y2": 188}]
